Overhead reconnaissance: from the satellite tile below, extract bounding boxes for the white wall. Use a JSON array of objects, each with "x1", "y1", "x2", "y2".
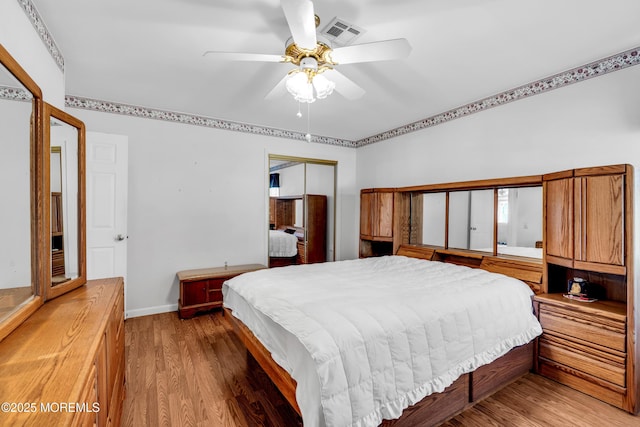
[
  {"x1": 0, "y1": 1, "x2": 64, "y2": 107},
  {"x1": 68, "y1": 108, "x2": 358, "y2": 317},
  {"x1": 357, "y1": 65, "x2": 640, "y2": 188}
]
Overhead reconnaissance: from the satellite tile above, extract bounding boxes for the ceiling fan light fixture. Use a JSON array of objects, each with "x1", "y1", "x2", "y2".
[
  {"x1": 286, "y1": 57, "x2": 335, "y2": 103},
  {"x1": 286, "y1": 72, "x2": 316, "y2": 103},
  {"x1": 312, "y1": 74, "x2": 335, "y2": 99}
]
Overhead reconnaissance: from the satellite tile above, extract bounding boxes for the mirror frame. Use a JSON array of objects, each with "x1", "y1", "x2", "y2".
[
  {"x1": 402, "y1": 174, "x2": 543, "y2": 259},
  {"x1": 0, "y1": 44, "x2": 45, "y2": 342},
  {"x1": 268, "y1": 154, "x2": 338, "y2": 265},
  {"x1": 43, "y1": 103, "x2": 86, "y2": 300}
]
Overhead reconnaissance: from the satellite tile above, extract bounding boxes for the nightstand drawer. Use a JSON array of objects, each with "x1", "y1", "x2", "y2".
[
  {"x1": 539, "y1": 304, "x2": 626, "y2": 352},
  {"x1": 539, "y1": 335, "x2": 626, "y2": 387},
  {"x1": 208, "y1": 288, "x2": 223, "y2": 304}
]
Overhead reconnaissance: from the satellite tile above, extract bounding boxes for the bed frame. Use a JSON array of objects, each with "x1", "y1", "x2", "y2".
[{"x1": 225, "y1": 244, "x2": 539, "y2": 426}]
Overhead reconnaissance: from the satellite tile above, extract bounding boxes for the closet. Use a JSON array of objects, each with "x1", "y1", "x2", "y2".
[{"x1": 268, "y1": 155, "x2": 336, "y2": 266}]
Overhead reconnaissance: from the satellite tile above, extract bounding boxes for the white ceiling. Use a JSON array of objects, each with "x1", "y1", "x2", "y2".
[{"x1": 31, "y1": 0, "x2": 640, "y2": 142}]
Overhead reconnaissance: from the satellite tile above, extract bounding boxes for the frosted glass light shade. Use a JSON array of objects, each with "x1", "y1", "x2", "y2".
[{"x1": 286, "y1": 71, "x2": 335, "y2": 103}]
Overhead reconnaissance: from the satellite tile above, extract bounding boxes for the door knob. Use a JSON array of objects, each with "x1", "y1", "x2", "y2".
[{"x1": 115, "y1": 234, "x2": 126, "y2": 241}]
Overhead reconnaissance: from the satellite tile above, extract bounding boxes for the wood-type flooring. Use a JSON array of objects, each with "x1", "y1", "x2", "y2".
[{"x1": 122, "y1": 311, "x2": 640, "y2": 427}]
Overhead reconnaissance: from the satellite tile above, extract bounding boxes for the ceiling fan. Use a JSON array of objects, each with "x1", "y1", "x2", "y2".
[{"x1": 203, "y1": 0, "x2": 412, "y2": 103}]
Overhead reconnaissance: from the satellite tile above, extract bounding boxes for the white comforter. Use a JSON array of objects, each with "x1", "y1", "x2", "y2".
[
  {"x1": 223, "y1": 256, "x2": 542, "y2": 427},
  {"x1": 269, "y1": 230, "x2": 298, "y2": 257}
]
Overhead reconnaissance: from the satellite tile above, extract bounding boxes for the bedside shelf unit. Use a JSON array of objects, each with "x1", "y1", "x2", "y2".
[
  {"x1": 177, "y1": 264, "x2": 266, "y2": 319},
  {"x1": 537, "y1": 164, "x2": 637, "y2": 414}
]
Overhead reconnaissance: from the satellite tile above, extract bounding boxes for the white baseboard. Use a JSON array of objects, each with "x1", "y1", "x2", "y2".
[{"x1": 125, "y1": 303, "x2": 178, "y2": 319}]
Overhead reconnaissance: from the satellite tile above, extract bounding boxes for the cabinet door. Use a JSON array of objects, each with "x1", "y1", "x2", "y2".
[
  {"x1": 375, "y1": 192, "x2": 394, "y2": 239},
  {"x1": 360, "y1": 192, "x2": 374, "y2": 238},
  {"x1": 182, "y1": 280, "x2": 208, "y2": 306},
  {"x1": 545, "y1": 178, "x2": 574, "y2": 261},
  {"x1": 578, "y1": 174, "x2": 624, "y2": 266}
]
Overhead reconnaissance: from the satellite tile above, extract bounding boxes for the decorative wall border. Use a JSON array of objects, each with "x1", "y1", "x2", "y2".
[
  {"x1": 64, "y1": 47, "x2": 640, "y2": 149},
  {"x1": 0, "y1": 85, "x2": 32, "y2": 101},
  {"x1": 355, "y1": 46, "x2": 640, "y2": 147},
  {"x1": 17, "y1": 0, "x2": 64, "y2": 72},
  {"x1": 64, "y1": 95, "x2": 357, "y2": 148},
  {"x1": 16, "y1": 0, "x2": 638, "y2": 149}
]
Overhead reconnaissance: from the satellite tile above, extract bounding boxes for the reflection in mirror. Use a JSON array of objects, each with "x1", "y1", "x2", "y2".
[
  {"x1": 268, "y1": 155, "x2": 336, "y2": 267},
  {"x1": 50, "y1": 118, "x2": 80, "y2": 285},
  {"x1": 449, "y1": 189, "x2": 494, "y2": 251},
  {"x1": 44, "y1": 104, "x2": 86, "y2": 300},
  {"x1": 0, "y1": 59, "x2": 35, "y2": 323},
  {"x1": 497, "y1": 186, "x2": 542, "y2": 258},
  {"x1": 421, "y1": 192, "x2": 446, "y2": 246}
]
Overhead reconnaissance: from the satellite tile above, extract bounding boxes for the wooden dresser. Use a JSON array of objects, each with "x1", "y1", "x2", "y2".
[
  {"x1": 0, "y1": 278, "x2": 125, "y2": 426},
  {"x1": 178, "y1": 264, "x2": 266, "y2": 319}
]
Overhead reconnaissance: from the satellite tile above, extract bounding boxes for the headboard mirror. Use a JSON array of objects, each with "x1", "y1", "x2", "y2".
[
  {"x1": 44, "y1": 103, "x2": 86, "y2": 300},
  {"x1": 408, "y1": 178, "x2": 543, "y2": 259},
  {"x1": 0, "y1": 44, "x2": 44, "y2": 342}
]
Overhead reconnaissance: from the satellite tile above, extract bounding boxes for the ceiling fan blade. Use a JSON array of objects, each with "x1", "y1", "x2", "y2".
[
  {"x1": 264, "y1": 74, "x2": 289, "y2": 100},
  {"x1": 330, "y1": 38, "x2": 411, "y2": 65},
  {"x1": 203, "y1": 51, "x2": 285, "y2": 63},
  {"x1": 281, "y1": 0, "x2": 317, "y2": 50},
  {"x1": 324, "y1": 69, "x2": 365, "y2": 100}
]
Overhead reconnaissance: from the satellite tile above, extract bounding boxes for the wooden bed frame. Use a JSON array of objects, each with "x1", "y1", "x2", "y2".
[{"x1": 225, "y1": 244, "x2": 539, "y2": 426}]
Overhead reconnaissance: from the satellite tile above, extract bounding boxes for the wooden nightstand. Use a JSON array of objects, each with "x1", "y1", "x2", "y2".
[
  {"x1": 177, "y1": 264, "x2": 266, "y2": 319},
  {"x1": 533, "y1": 293, "x2": 628, "y2": 409}
]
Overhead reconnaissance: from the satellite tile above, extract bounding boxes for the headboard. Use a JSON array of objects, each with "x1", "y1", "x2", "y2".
[{"x1": 396, "y1": 244, "x2": 543, "y2": 294}]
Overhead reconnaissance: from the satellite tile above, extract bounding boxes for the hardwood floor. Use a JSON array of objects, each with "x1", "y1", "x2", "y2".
[{"x1": 122, "y1": 311, "x2": 639, "y2": 427}]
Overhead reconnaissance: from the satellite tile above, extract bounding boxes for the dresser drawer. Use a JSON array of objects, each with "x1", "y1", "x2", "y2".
[
  {"x1": 539, "y1": 335, "x2": 626, "y2": 387},
  {"x1": 539, "y1": 304, "x2": 626, "y2": 352}
]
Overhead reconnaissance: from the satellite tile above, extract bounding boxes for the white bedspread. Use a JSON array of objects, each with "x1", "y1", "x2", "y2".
[
  {"x1": 269, "y1": 230, "x2": 298, "y2": 257},
  {"x1": 223, "y1": 256, "x2": 542, "y2": 427}
]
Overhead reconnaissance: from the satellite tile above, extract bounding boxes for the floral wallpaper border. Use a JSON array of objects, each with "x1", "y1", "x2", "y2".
[
  {"x1": 356, "y1": 47, "x2": 640, "y2": 147},
  {"x1": 17, "y1": 0, "x2": 64, "y2": 72},
  {"x1": 0, "y1": 85, "x2": 32, "y2": 101},
  {"x1": 64, "y1": 96, "x2": 357, "y2": 148},
  {"x1": 12, "y1": 0, "x2": 640, "y2": 148}
]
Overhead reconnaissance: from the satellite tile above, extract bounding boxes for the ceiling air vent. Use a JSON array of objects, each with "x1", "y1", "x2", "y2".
[{"x1": 320, "y1": 17, "x2": 365, "y2": 47}]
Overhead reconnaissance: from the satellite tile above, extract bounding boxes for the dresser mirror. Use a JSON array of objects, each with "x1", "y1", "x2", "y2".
[
  {"x1": 44, "y1": 104, "x2": 86, "y2": 300},
  {"x1": 0, "y1": 44, "x2": 44, "y2": 342}
]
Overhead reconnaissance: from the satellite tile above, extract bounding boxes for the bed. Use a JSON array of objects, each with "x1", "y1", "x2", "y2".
[
  {"x1": 223, "y1": 246, "x2": 542, "y2": 426},
  {"x1": 269, "y1": 227, "x2": 302, "y2": 267}
]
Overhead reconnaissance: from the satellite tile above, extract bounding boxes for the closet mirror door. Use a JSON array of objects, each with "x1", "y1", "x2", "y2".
[
  {"x1": 45, "y1": 104, "x2": 86, "y2": 300},
  {"x1": 0, "y1": 44, "x2": 44, "y2": 342},
  {"x1": 268, "y1": 155, "x2": 336, "y2": 267}
]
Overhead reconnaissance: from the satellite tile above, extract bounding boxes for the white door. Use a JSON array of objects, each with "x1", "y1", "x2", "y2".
[
  {"x1": 86, "y1": 132, "x2": 128, "y2": 287},
  {"x1": 469, "y1": 189, "x2": 494, "y2": 250}
]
